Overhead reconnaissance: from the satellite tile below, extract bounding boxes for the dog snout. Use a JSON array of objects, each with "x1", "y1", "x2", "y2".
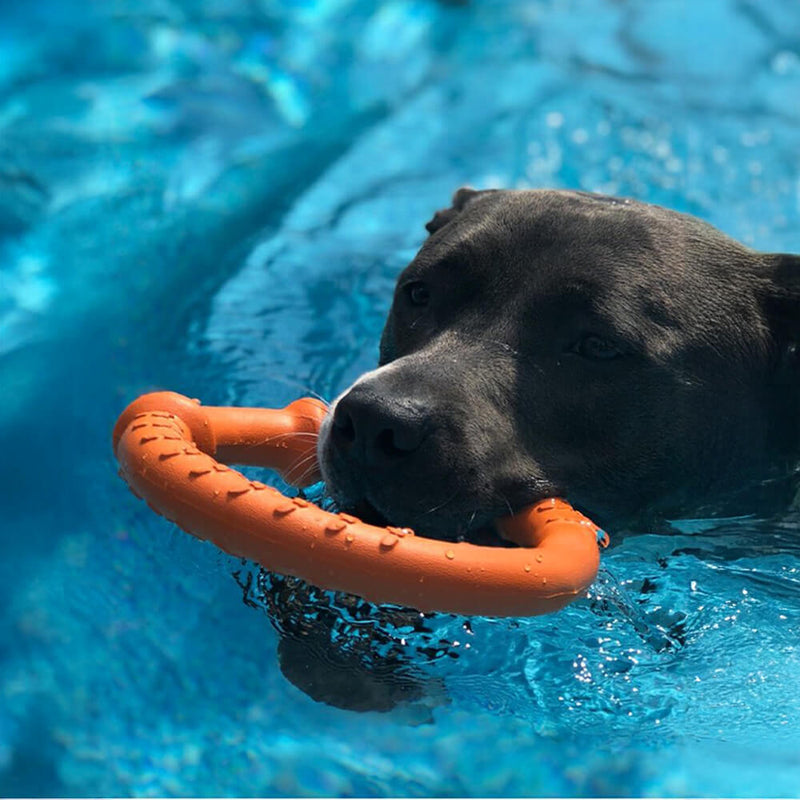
[{"x1": 331, "y1": 385, "x2": 428, "y2": 465}]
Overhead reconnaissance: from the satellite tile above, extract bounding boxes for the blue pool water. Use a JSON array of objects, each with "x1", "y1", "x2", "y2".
[{"x1": 2, "y1": 0, "x2": 800, "y2": 795}]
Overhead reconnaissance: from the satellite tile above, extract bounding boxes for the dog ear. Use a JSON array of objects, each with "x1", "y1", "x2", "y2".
[
  {"x1": 762, "y1": 255, "x2": 800, "y2": 450},
  {"x1": 424, "y1": 187, "x2": 496, "y2": 234},
  {"x1": 763, "y1": 254, "x2": 800, "y2": 347}
]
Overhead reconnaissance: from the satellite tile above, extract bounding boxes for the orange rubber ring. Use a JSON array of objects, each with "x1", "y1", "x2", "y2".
[{"x1": 113, "y1": 391, "x2": 607, "y2": 617}]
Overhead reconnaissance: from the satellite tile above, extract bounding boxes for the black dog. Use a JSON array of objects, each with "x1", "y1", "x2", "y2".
[
  {"x1": 278, "y1": 188, "x2": 799, "y2": 712},
  {"x1": 319, "y1": 188, "x2": 800, "y2": 536}
]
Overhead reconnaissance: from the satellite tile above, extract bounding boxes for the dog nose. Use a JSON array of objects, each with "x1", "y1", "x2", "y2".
[{"x1": 331, "y1": 386, "x2": 428, "y2": 462}]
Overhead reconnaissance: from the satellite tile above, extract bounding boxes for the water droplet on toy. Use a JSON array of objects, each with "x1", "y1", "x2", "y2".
[{"x1": 445, "y1": 549, "x2": 455, "y2": 560}]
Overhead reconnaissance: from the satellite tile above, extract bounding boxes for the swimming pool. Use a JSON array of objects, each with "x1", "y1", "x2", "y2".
[{"x1": 2, "y1": 0, "x2": 799, "y2": 795}]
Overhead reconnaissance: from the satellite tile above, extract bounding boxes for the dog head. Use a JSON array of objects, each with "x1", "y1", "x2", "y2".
[{"x1": 318, "y1": 189, "x2": 800, "y2": 536}]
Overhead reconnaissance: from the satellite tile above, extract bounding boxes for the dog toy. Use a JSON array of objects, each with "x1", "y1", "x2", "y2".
[{"x1": 113, "y1": 392, "x2": 608, "y2": 617}]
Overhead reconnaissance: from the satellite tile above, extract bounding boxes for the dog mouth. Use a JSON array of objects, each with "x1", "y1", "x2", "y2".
[
  {"x1": 318, "y1": 402, "x2": 544, "y2": 546},
  {"x1": 349, "y1": 497, "x2": 390, "y2": 527},
  {"x1": 341, "y1": 495, "x2": 516, "y2": 547}
]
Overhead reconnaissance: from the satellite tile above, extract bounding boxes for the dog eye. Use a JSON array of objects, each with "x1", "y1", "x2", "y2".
[
  {"x1": 573, "y1": 334, "x2": 624, "y2": 360},
  {"x1": 403, "y1": 281, "x2": 430, "y2": 307}
]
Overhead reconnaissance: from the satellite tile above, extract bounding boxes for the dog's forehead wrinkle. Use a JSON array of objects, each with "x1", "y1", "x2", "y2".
[
  {"x1": 478, "y1": 188, "x2": 657, "y2": 237},
  {"x1": 410, "y1": 190, "x2": 688, "y2": 298},
  {"x1": 416, "y1": 217, "x2": 505, "y2": 275}
]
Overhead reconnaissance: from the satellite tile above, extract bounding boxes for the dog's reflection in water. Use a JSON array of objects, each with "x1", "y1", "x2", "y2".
[{"x1": 235, "y1": 569, "x2": 449, "y2": 718}]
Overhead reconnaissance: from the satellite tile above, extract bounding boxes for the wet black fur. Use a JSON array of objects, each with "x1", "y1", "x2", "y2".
[{"x1": 320, "y1": 188, "x2": 800, "y2": 536}]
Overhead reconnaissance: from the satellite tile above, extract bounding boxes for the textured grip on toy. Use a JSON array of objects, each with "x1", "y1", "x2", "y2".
[{"x1": 113, "y1": 391, "x2": 606, "y2": 617}]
